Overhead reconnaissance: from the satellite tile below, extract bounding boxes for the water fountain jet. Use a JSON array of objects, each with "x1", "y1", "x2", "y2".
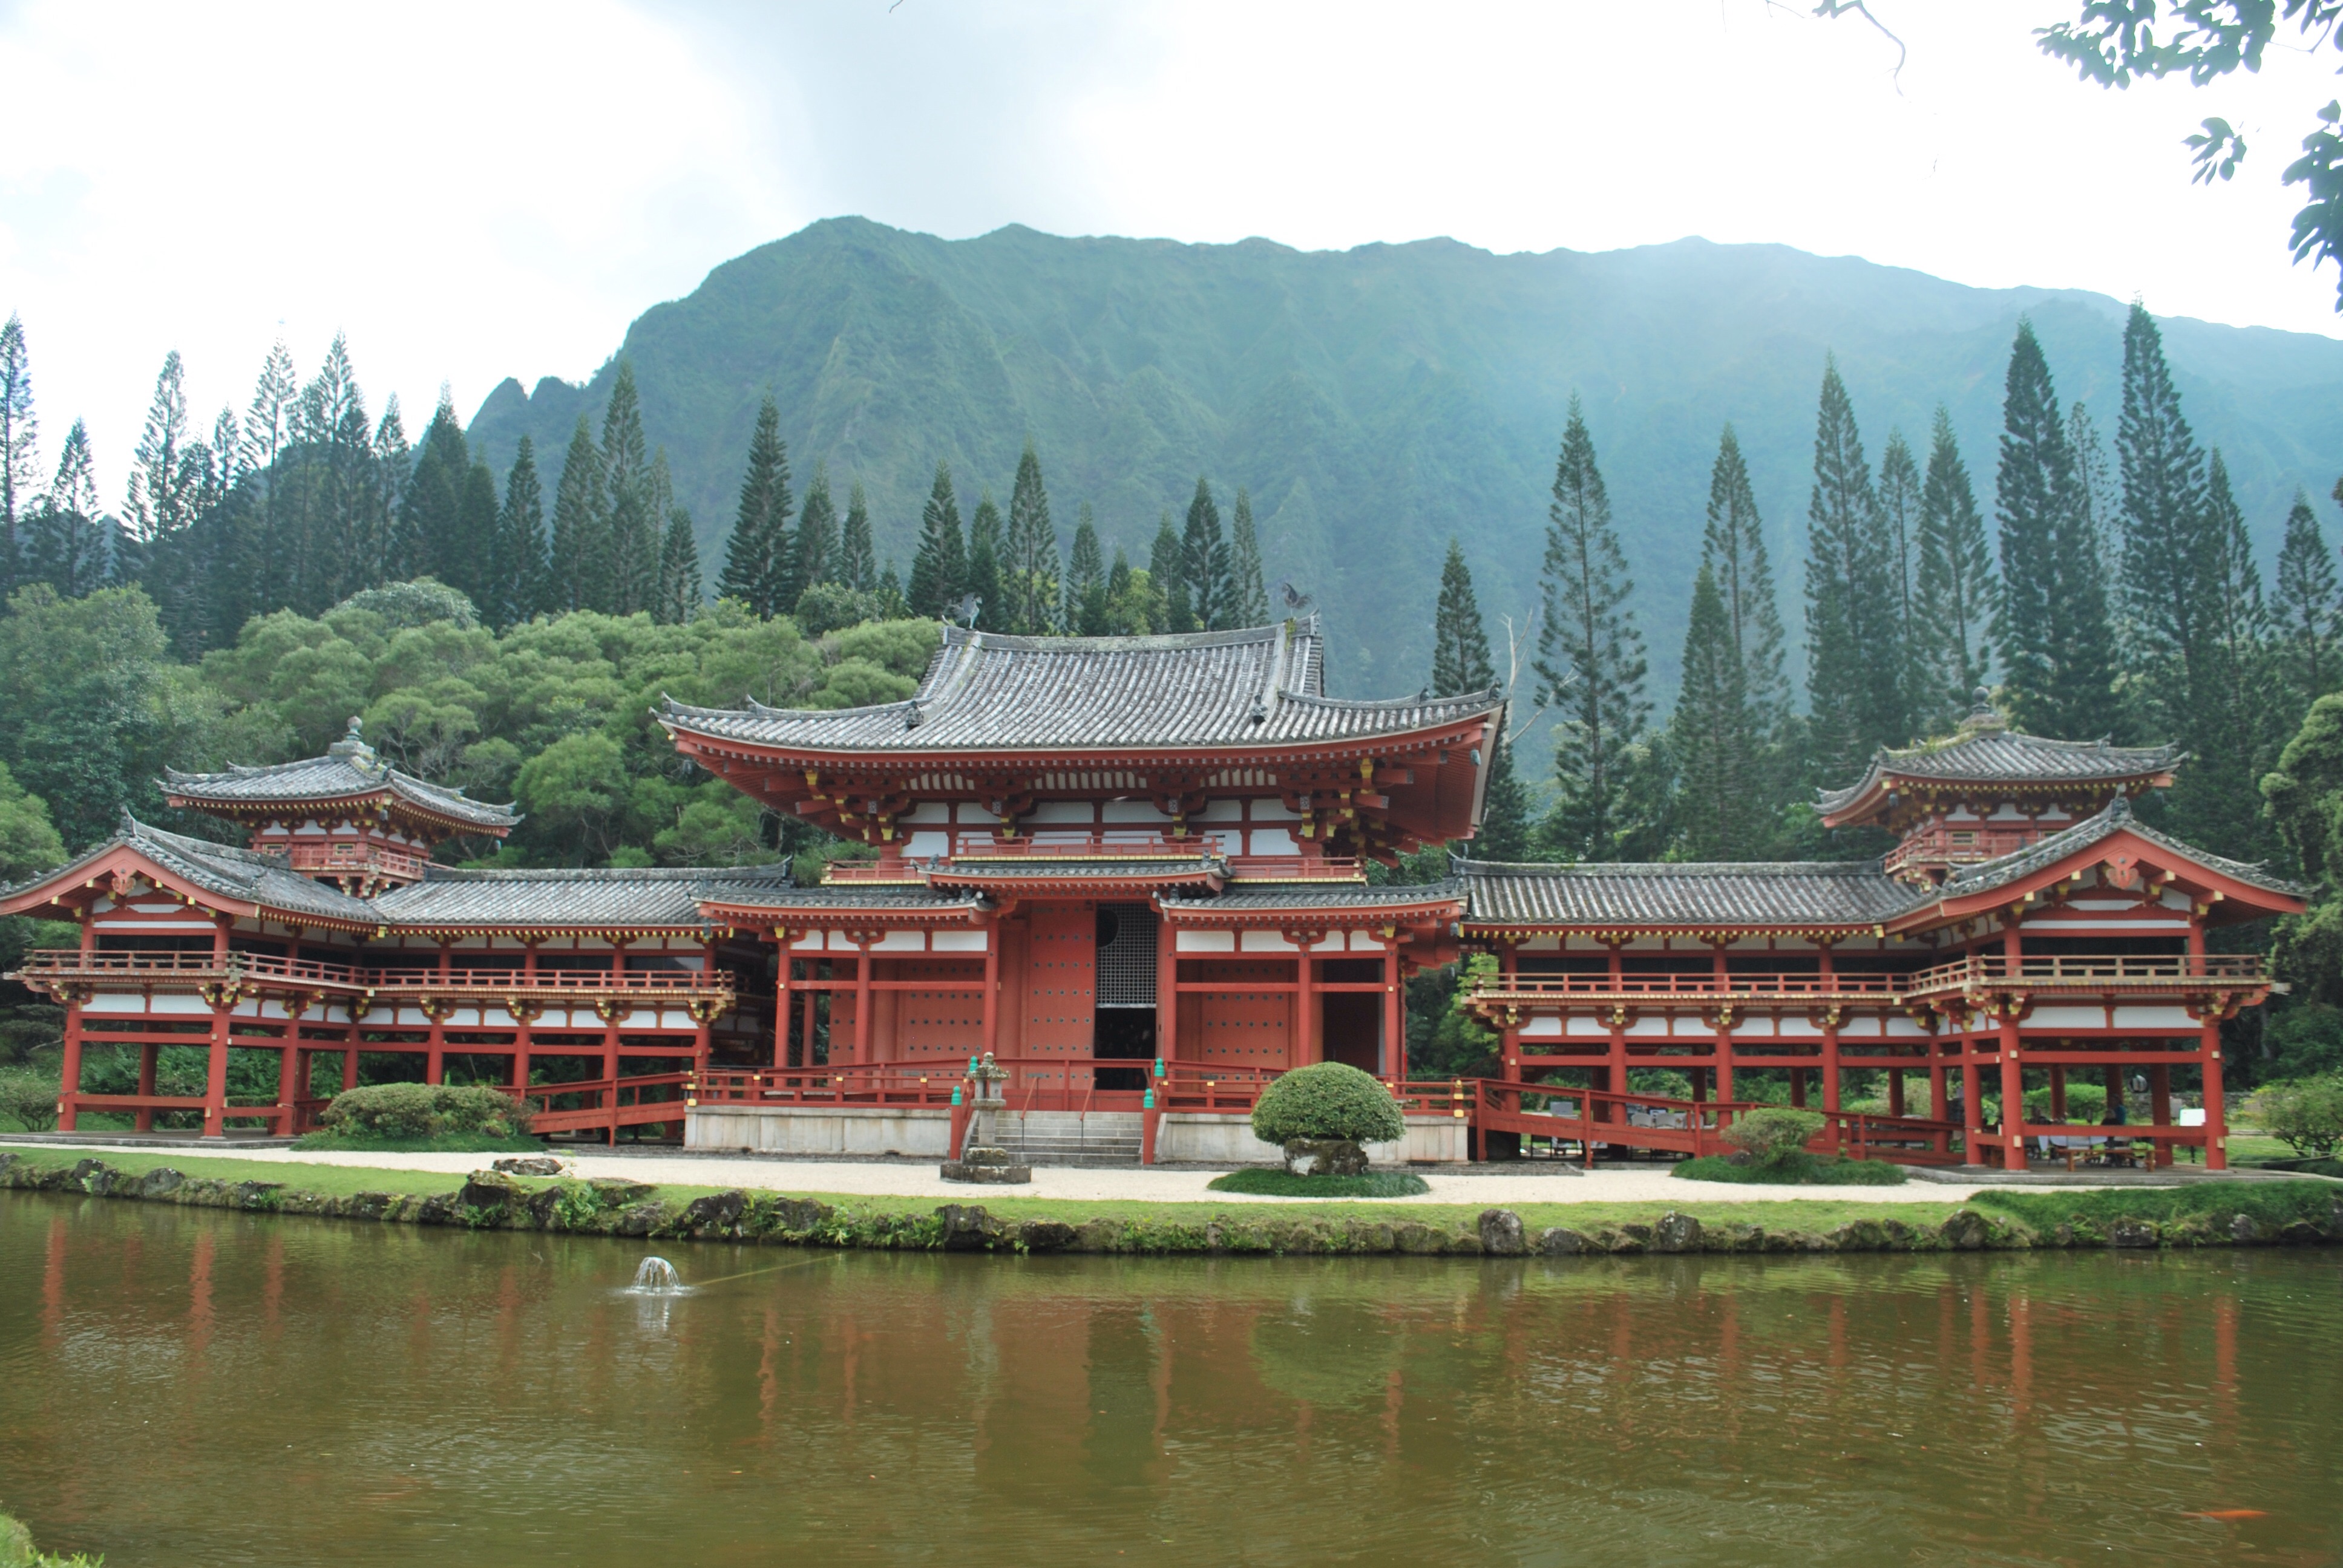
[{"x1": 632, "y1": 1256, "x2": 683, "y2": 1293}]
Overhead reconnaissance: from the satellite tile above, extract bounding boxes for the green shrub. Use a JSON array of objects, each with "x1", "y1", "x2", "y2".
[
  {"x1": 316, "y1": 1082, "x2": 531, "y2": 1141},
  {"x1": 1207, "y1": 1168, "x2": 1429, "y2": 1197},
  {"x1": 0, "y1": 1067, "x2": 59, "y2": 1132},
  {"x1": 1250, "y1": 1061, "x2": 1404, "y2": 1146},
  {"x1": 1720, "y1": 1106, "x2": 1823, "y2": 1165},
  {"x1": 2246, "y1": 1073, "x2": 2343, "y2": 1158},
  {"x1": 1673, "y1": 1152, "x2": 1906, "y2": 1185},
  {"x1": 2022, "y1": 1081, "x2": 2108, "y2": 1123},
  {"x1": 1971, "y1": 1178, "x2": 2339, "y2": 1232}
]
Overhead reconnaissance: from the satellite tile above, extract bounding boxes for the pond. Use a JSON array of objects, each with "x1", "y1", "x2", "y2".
[{"x1": 2, "y1": 1194, "x2": 2338, "y2": 1566}]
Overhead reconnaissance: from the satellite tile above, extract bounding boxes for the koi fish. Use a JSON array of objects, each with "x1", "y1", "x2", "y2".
[{"x1": 2196, "y1": 1510, "x2": 2269, "y2": 1521}]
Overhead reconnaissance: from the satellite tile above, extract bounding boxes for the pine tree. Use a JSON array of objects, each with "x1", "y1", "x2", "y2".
[
  {"x1": 1229, "y1": 486, "x2": 1270, "y2": 626},
  {"x1": 1002, "y1": 442, "x2": 1060, "y2": 635},
  {"x1": 1699, "y1": 425, "x2": 1794, "y2": 836},
  {"x1": 1803, "y1": 356, "x2": 1900, "y2": 779},
  {"x1": 716, "y1": 397, "x2": 791, "y2": 617},
  {"x1": 1996, "y1": 320, "x2": 2119, "y2": 739},
  {"x1": 1475, "y1": 743, "x2": 1536, "y2": 863},
  {"x1": 1431, "y1": 540, "x2": 1498, "y2": 694},
  {"x1": 1150, "y1": 513, "x2": 1188, "y2": 632},
  {"x1": 875, "y1": 558, "x2": 910, "y2": 620},
  {"x1": 2177, "y1": 451, "x2": 2276, "y2": 857},
  {"x1": 1535, "y1": 398, "x2": 1651, "y2": 860},
  {"x1": 0, "y1": 313, "x2": 38, "y2": 587},
  {"x1": 1064, "y1": 503, "x2": 1108, "y2": 635},
  {"x1": 1670, "y1": 563, "x2": 1759, "y2": 860},
  {"x1": 795, "y1": 460, "x2": 837, "y2": 607},
  {"x1": 600, "y1": 362, "x2": 653, "y2": 614},
  {"x1": 23, "y1": 419, "x2": 108, "y2": 595},
  {"x1": 404, "y1": 391, "x2": 471, "y2": 590},
  {"x1": 124, "y1": 350, "x2": 197, "y2": 546},
  {"x1": 1181, "y1": 477, "x2": 1234, "y2": 631},
  {"x1": 549, "y1": 416, "x2": 606, "y2": 614},
  {"x1": 1914, "y1": 407, "x2": 1996, "y2": 727},
  {"x1": 2069, "y1": 401, "x2": 2122, "y2": 594},
  {"x1": 1876, "y1": 428, "x2": 1925, "y2": 733},
  {"x1": 966, "y1": 492, "x2": 1004, "y2": 629},
  {"x1": 837, "y1": 480, "x2": 875, "y2": 592},
  {"x1": 365, "y1": 397, "x2": 410, "y2": 589},
  {"x1": 906, "y1": 461, "x2": 965, "y2": 619},
  {"x1": 2276, "y1": 486, "x2": 2342, "y2": 711},
  {"x1": 492, "y1": 435, "x2": 547, "y2": 629},
  {"x1": 657, "y1": 504, "x2": 701, "y2": 624},
  {"x1": 2115, "y1": 299, "x2": 2232, "y2": 770}
]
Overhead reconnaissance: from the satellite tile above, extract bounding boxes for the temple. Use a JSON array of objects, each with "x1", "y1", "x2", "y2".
[{"x1": 1, "y1": 624, "x2": 2301, "y2": 1169}]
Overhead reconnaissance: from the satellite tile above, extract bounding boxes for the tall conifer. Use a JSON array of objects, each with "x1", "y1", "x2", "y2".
[
  {"x1": 966, "y1": 492, "x2": 1004, "y2": 630},
  {"x1": 657, "y1": 505, "x2": 701, "y2": 625},
  {"x1": 1914, "y1": 407, "x2": 1996, "y2": 727},
  {"x1": 1149, "y1": 514, "x2": 1188, "y2": 632},
  {"x1": 795, "y1": 460, "x2": 837, "y2": 606},
  {"x1": 1876, "y1": 428, "x2": 1925, "y2": 733},
  {"x1": 1229, "y1": 486, "x2": 1270, "y2": 626},
  {"x1": 1064, "y1": 503, "x2": 1107, "y2": 635},
  {"x1": 1432, "y1": 540, "x2": 1497, "y2": 694},
  {"x1": 458, "y1": 460, "x2": 497, "y2": 607},
  {"x1": 837, "y1": 481, "x2": 875, "y2": 593},
  {"x1": 2276, "y1": 486, "x2": 2341, "y2": 711},
  {"x1": 906, "y1": 462, "x2": 965, "y2": 619},
  {"x1": 600, "y1": 363, "x2": 653, "y2": 614},
  {"x1": 549, "y1": 416, "x2": 606, "y2": 614},
  {"x1": 1996, "y1": 321, "x2": 2119, "y2": 739},
  {"x1": 23, "y1": 419, "x2": 108, "y2": 596},
  {"x1": 717, "y1": 397, "x2": 791, "y2": 616},
  {"x1": 493, "y1": 435, "x2": 546, "y2": 629},
  {"x1": 1803, "y1": 357, "x2": 1900, "y2": 778},
  {"x1": 1700, "y1": 425, "x2": 1792, "y2": 834},
  {"x1": 1670, "y1": 564, "x2": 1758, "y2": 859},
  {"x1": 1535, "y1": 397, "x2": 1651, "y2": 860},
  {"x1": 1181, "y1": 478, "x2": 1234, "y2": 632},
  {"x1": 2117, "y1": 302, "x2": 2215, "y2": 740},
  {"x1": 1003, "y1": 442, "x2": 1060, "y2": 635},
  {"x1": 0, "y1": 313, "x2": 37, "y2": 587}
]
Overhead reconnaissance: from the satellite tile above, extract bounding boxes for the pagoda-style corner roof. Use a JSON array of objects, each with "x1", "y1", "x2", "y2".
[
  {"x1": 373, "y1": 863, "x2": 789, "y2": 930},
  {"x1": 0, "y1": 815, "x2": 384, "y2": 927},
  {"x1": 1454, "y1": 856, "x2": 1912, "y2": 933},
  {"x1": 164, "y1": 749, "x2": 520, "y2": 833},
  {"x1": 1816, "y1": 727, "x2": 2181, "y2": 826},
  {"x1": 657, "y1": 616, "x2": 1504, "y2": 757}
]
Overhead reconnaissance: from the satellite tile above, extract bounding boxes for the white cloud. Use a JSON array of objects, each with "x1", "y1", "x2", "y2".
[{"x1": 1, "y1": 0, "x2": 2335, "y2": 509}]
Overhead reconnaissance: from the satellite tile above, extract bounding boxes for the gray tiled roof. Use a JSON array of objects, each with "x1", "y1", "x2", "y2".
[
  {"x1": 372, "y1": 864, "x2": 793, "y2": 927},
  {"x1": 1817, "y1": 731, "x2": 2183, "y2": 815},
  {"x1": 931, "y1": 858, "x2": 1224, "y2": 881},
  {"x1": 1930, "y1": 796, "x2": 2310, "y2": 902},
  {"x1": 165, "y1": 754, "x2": 520, "y2": 829},
  {"x1": 1164, "y1": 881, "x2": 1466, "y2": 912},
  {"x1": 696, "y1": 883, "x2": 988, "y2": 912},
  {"x1": 65, "y1": 817, "x2": 384, "y2": 923},
  {"x1": 1455, "y1": 857, "x2": 1912, "y2": 927},
  {"x1": 660, "y1": 616, "x2": 1502, "y2": 754}
]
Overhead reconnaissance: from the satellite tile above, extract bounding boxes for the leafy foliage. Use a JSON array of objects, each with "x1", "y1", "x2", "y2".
[
  {"x1": 2246, "y1": 1072, "x2": 2343, "y2": 1157},
  {"x1": 1250, "y1": 1060, "x2": 1406, "y2": 1146},
  {"x1": 1720, "y1": 1105, "x2": 1825, "y2": 1165},
  {"x1": 314, "y1": 1082, "x2": 533, "y2": 1141}
]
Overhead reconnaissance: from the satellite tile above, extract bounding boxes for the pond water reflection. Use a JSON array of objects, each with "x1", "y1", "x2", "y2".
[{"x1": 2, "y1": 1194, "x2": 2338, "y2": 1566}]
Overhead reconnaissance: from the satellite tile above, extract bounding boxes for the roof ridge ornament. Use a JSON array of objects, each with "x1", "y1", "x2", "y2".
[
  {"x1": 1957, "y1": 687, "x2": 2008, "y2": 734},
  {"x1": 327, "y1": 714, "x2": 381, "y2": 773}
]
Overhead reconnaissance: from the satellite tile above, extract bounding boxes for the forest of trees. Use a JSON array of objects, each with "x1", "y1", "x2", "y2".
[{"x1": 10, "y1": 299, "x2": 2343, "y2": 1083}]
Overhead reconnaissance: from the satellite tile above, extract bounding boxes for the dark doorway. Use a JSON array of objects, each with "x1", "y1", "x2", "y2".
[
  {"x1": 1320, "y1": 993, "x2": 1381, "y2": 1074},
  {"x1": 1093, "y1": 1008, "x2": 1156, "y2": 1091}
]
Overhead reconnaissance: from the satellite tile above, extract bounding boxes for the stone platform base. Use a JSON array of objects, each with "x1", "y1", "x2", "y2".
[{"x1": 940, "y1": 1160, "x2": 1033, "y2": 1184}]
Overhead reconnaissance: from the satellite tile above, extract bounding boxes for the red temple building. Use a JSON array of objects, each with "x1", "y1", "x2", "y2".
[{"x1": 0, "y1": 626, "x2": 2301, "y2": 1169}]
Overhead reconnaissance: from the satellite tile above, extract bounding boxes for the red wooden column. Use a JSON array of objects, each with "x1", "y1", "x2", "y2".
[
  {"x1": 603, "y1": 942, "x2": 626, "y2": 1115},
  {"x1": 1382, "y1": 939, "x2": 1404, "y2": 1082},
  {"x1": 1997, "y1": 919, "x2": 2027, "y2": 1170},
  {"x1": 854, "y1": 936, "x2": 874, "y2": 1066},
  {"x1": 2149, "y1": 1063, "x2": 2174, "y2": 1167},
  {"x1": 1499, "y1": 937, "x2": 1521, "y2": 1084},
  {"x1": 1709, "y1": 940, "x2": 1734, "y2": 1103},
  {"x1": 1295, "y1": 935, "x2": 1317, "y2": 1068},
  {"x1": 57, "y1": 993, "x2": 83, "y2": 1133},
  {"x1": 426, "y1": 940, "x2": 451, "y2": 1086},
  {"x1": 979, "y1": 926, "x2": 998, "y2": 1065},
  {"x1": 2192, "y1": 922, "x2": 2228, "y2": 1169},
  {"x1": 1156, "y1": 913, "x2": 1180, "y2": 1065},
  {"x1": 774, "y1": 930, "x2": 793, "y2": 1068},
  {"x1": 1606, "y1": 939, "x2": 1627, "y2": 1102},
  {"x1": 1817, "y1": 941, "x2": 1841, "y2": 1117},
  {"x1": 203, "y1": 915, "x2": 232, "y2": 1138},
  {"x1": 274, "y1": 1030, "x2": 301, "y2": 1135}
]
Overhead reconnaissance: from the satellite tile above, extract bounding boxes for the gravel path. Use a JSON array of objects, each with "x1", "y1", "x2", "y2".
[{"x1": 19, "y1": 1140, "x2": 2043, "y2": 1206}]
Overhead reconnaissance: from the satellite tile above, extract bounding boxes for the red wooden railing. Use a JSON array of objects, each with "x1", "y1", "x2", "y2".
[
  {"x1": 277, "y1": 841, "x2": 431, "y2": 881},
  {"x1": 1468, "y1": 952, "x2": 2270, "y2": 1013},
  {"x1": 520, "y1": 1071, "x2": 694, "y2": 1143},
  {"x1": 1881, "y1": 824, "x2": 2039, "y2": 877},
  {"x1": 1470, "y1": 1079, "x2": 1964, "y2": 1165},
  {"x1": 13, "y1": 948, "x2": 732, "y2": 1001},
  {"x1": 1901, "y1": 952, "x2": 2267, "y2": 995}
]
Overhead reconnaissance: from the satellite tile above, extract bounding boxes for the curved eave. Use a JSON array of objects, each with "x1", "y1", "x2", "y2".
[
  {"x1": 1817, "y1": 769, "x2": 2175, "y2": 830},
  {"x1": 695, "y1": 898, "x2": 991, "y2": 929},
  {"x1": 162, "y1": 786, "x2": 514, "y2": 838},
  {"x1": 1458, "y1": 920, "x2": 1890, "y2": 942},
  {"x1": 1158, "y1": 896, "x2": 1464, "y2": 929},
  {"x1": 0, "y1": 843, "x2": 384, "y2": 935},
  {"x1": 925, "y1": 869, "x2": 1223, "y2": 897},
  {"x1": 1885, "y1": 825, "x2": 2307, "y2": 933},
  {"x1": 659, "y1": 708, "x2": 1502, "y2": 766}
]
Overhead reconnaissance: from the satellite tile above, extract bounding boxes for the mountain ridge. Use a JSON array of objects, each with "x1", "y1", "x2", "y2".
[{"x1": 466, "y1": 217, "x2": 2343, "y2": 702}]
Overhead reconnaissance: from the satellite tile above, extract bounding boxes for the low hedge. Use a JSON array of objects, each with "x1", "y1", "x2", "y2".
[
  {"x1": 1208, "y1": 1168, "x2": 1430, "y2": 1198},
  {"x1": 307, "y1": 1083, "x2": 534, "y2": 1148},
  {"x1": 1673, "y1": 1153, "x2": 1907, "y2": 1186},
  {"x1": 1250, "y1": 1061, "x2": 1405, "y2": 1146}
]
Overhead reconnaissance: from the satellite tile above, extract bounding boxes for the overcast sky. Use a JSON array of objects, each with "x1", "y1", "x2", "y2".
[{"x1": 4, "y1": 0, "x2": 2338, "y2": 507}]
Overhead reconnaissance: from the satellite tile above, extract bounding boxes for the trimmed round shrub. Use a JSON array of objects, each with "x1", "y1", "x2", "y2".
[
  {"x1": 318, "y1": 1082, "x2": 531, "y2": 1140},
  {"x1": 1721, "y1": 1106, "x2": 1824, "y2": 1165},
  {"x1": 2247, "y1": 1073, "x2": 2343, "y2": 1159},
  {"x1": 1251, "y1": 1061, "x2": 1404, "y2": 1147}
]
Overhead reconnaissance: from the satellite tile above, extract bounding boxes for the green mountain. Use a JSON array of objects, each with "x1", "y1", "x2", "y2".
[{"x1": 467, "y1": 216, "x2": 2343, "y2": 702}]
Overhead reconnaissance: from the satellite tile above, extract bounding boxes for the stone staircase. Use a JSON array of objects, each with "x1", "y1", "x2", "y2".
[{"x1": 991, "y1": 1109, "x2": 1144, "y2": 1167}]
